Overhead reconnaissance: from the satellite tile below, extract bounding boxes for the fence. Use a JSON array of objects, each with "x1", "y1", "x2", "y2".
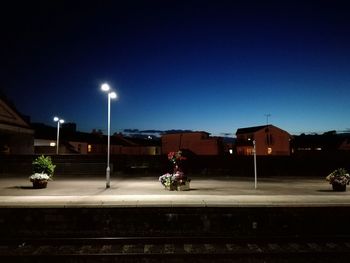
[{"x1": 0, "y1": 152, "x2": 349, "y2": 177}]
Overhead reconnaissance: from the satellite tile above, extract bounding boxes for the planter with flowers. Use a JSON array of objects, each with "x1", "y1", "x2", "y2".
[
  {"x1": 326, "y1": 168, "x2": 350, "y2": 192},
  {"x1": 29, "y1": 155, "x2": 56, "y2": 189},
  {"x1": 159, "y1": 151, "x2": 191, "y2": 191}
]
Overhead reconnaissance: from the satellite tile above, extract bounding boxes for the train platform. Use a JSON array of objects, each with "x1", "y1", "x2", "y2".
[{"x1": 0, "y1": 175, "x2": 349, "y2": 208}]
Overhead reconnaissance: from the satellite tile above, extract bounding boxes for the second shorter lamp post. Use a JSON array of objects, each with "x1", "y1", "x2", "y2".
[
  {"x1": 101, "y1": 83, "x2": 117, "y2": 188},
  {"x1": 53, "y1": 117, "x2": 65, "y2": 155},
  {"x1": 249, "y1": 138, "x2": 258, "y2": 189},
  {"x1": 253, "y1": 139, "x2": 257, "y2": 189}
]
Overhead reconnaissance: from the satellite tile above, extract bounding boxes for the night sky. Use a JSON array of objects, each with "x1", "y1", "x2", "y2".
[{"x1": 2, "y1": 0, "x2": 350, "y2": 136}]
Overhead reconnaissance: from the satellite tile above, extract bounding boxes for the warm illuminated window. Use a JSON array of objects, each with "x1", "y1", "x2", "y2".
[
  {"x1": 267, "y1": 147, "x2": 272, "y2": 154},
  {"x1": 88, "y1": 144, "x2": 92, "y2": 152},
  {"x1": 247, "y1": 148, "x2": 253, "y2": 155}
]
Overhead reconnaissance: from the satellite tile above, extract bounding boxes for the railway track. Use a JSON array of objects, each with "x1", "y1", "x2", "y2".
[
  {"x1": 2, "y1": 207, "x2": 350, "y2": 261},
  {"x1": 1, "y1": 236, "x2": 350, "y2": 262}
]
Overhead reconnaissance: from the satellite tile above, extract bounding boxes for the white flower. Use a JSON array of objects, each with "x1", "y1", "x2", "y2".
[{"x1": 29, "y1": 173, "x2": 50, "y2": 181}]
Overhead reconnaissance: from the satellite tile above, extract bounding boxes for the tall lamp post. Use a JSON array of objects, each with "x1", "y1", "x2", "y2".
[
  {"x1": 53, "y1": 117, "x2": 64, "y2": 155},
  {"x1": 253, "y1": 139, "x2": 257, "y2": 189},
  {"x1": 101, "y1": 83, "x2": 117, "y2": 188},
  {"x1": 249, "y1": 138, "x2": 258, "y2": 189}
]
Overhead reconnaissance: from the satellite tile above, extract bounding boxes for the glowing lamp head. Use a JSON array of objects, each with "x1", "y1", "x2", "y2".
[
  {"x1": 53, "y1": 117, "x2": 59, "y2": 122},
  {"x1": 101, "y1": 83, "x2": 110, "y2": 92},
  {"x1": 109, "y1": 91, "x2": 117, "y2": 99},
  {"x1": 59, "y1": 119, "x2": 65, "y2": 124}
]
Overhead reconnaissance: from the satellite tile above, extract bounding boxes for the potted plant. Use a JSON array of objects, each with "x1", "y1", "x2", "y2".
[
  {"x1": 326, "y1": 168, "x2": 350, "y2": 192},
  {"x1": 159, "y1": 151, "x2": 190, "y2": 191},
  {"x1": 29, "y1": 155, "x2": 56, "y2": 189}
]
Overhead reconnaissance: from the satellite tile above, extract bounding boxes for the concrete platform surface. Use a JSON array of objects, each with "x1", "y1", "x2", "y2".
[{"x1": 0, "y1": 175, "x2": 349, "y2": 207}]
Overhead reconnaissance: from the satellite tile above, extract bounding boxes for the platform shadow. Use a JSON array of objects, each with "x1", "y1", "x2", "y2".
[
  {"x1": 6, "y1": 186, "x2": 34, "y2": 190},
  {"x1": 317, "y1": 189, "x2": 338, "y2": 192}
]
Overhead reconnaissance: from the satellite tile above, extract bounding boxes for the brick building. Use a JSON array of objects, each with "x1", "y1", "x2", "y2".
[
  {"x1": 235, "y1": 125, "x2": 292, "y2": 156},
  {"x1": 161, "y1": 132, "x2": 223, "y2": 155},
  {"x1": 0, "y1": 95, "x2": 34, "y2": 154}
]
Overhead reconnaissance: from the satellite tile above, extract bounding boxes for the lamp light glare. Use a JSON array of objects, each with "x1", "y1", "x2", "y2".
[
  {"x1": 59, "y1": 119, "x2": 65, "y2": 124},
  {"x1": 109, "y1": 92, "x2": 117, "y2": 99},
  {"x1": 53, "y1": 117, "x2": 59, "y2": 122},
  {"x1": 101, "y1": 83, "x2": 110, "y2": 92}
]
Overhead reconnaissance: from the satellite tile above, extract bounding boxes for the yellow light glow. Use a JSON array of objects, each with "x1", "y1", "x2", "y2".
[{"x1": 50, "y1": 142, "x2": 56, "y2": 147}]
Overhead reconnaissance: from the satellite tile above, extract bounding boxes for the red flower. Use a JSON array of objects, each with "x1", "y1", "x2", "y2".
[{"x1": 168, "y1": 151, "x2": 186, "y2": 164}]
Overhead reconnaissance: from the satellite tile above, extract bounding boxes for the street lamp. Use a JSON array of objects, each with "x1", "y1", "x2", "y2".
[
  {"x1": 53, "y1": 117, "x2": 64, "y2": 155},
  {"x1": 249, "y1": 138, "x2": 258, "y2": 189},
  {"x1": 253, "y1": 139, "x2": 257, "y2": 189},
  {"x1": 101, "y1": 83, "x2": 117, "y2": 188}
]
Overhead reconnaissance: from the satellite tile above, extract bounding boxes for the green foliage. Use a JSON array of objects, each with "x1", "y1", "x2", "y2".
[
  {"x1": 32, "y1": 155, "x2": 56, "y2": 177},
  {"x1": 326, "y1": 168, "x2": 350, "y2": 185}
]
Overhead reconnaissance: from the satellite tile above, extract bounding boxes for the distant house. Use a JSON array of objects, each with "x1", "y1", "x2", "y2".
[
  {"x1": 161, "y1": 131, "x2": 223, "y2": 155},
  {"x1": 0, "y1": 95, "x2": 34, "y2": 154},
  {"x1": 293, "y1": 132, "x2": 350, "y2": 152},
  {"x1": 33, "y1": 123, "x2": 160, "y2": 155},
  {"x1": 339, "y1": 137, "x2": 350, "y2": 151},
  {"x1": 235, "y1": 125, "x2": 292, "y2": 156}
]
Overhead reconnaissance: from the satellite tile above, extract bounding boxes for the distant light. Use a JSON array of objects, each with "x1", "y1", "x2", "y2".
[
  {"x1": 268, "y1": 147, "x2": 272, "y2": 154},
  {"x1": 101, "y1": 83, "x2": 110, "y2": 92},
  {"x1": 50, "y1": 142, "x2": 56, "y2": 147},
  {"x1": 229, "y1": 149, "x2": 233, "y2": 154},
  {"x1": 148, "y1": 136, "x2": 152, "y2": 139},
  {"x1": 109, "y1": 91, "x2": 117, "y2": 99}
]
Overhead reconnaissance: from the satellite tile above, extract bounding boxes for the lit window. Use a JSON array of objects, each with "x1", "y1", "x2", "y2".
[
  {"x1": 247, "y1": 148, "x2": 253, "y2": 155},
  {"x1": 50, "y1": 142, "x2": 56, "y2": 147},
  {"x1": 267, "y1": 147, "x2": 272, "y2": 154},
  {"x1": 88, "y1": 144, "x2": 92, "y2": 152}
]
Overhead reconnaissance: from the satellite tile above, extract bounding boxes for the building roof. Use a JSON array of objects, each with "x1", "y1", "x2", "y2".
[
  {"x1": 162, "y1": 131, "x2": 210, "y2": 136},
  {"x1": 0, "y1": 91, "x2": 33, "y2": 134},
  {"x1": 32, "y1": 123, "x2": 158, "y2": 147},
  {"x1": 236, "y1": 125, "x2": 270, "y2": 135}
]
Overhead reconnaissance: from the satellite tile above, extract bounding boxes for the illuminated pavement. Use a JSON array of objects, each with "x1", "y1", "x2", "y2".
[{"x1": 0, "y1": 175, "x2": 349, "y2": 207}]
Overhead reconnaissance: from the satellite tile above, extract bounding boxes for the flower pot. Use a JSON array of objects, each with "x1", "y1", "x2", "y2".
[
  {"x1": 165, "y1": 184, "x2": 177, "y2": 191},
  {"x1": 32, "y1": 180, "x2": 48, "y2": 189},
  {"x1": 177, "y1": 181, "x2": 190, "y2": 191},
  {"x1": 332, "y1": 182, "x2": 346, "y2": 192}
]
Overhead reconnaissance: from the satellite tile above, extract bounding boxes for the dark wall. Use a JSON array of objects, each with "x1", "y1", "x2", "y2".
[{"x1": 1, "y1": 152, "x2": 349, "y2": 177}]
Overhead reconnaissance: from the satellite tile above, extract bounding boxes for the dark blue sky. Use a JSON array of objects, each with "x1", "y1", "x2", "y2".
[{"x1": 2, "y1": 0, "x2": 350, "y2": 136}]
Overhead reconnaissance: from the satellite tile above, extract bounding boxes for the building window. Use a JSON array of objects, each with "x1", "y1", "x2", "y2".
[
  {"x1": 267, "y1": 147, "x2": 272, "y2": 154},
  {"x1": 247, "y1": 148, "x2": 253, "y2": 155},
  {"x1": 88, "y1": 144, "x2": 92, "y2": 153}
]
